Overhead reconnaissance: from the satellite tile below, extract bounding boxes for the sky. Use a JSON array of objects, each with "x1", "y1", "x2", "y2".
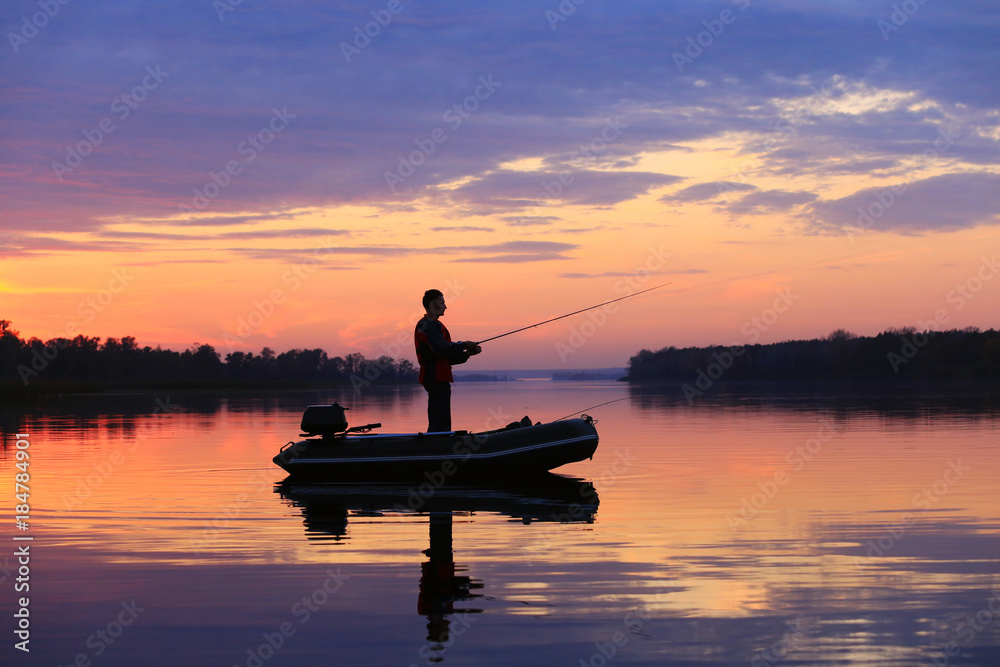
[{"x1": 2, "y1": 0, "x2": 999, "y2": 370}]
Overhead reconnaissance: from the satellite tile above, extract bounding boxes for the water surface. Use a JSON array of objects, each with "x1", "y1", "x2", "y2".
[{"x1": 2, "y1": 382, "x2": 999, "y2": 666}]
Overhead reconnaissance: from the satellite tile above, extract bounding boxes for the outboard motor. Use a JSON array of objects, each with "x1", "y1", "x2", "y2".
[{"x1": 301, "y1": 403, "x2": 349, "y2": 437}]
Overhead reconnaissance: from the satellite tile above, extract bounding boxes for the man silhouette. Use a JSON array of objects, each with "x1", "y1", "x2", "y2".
[{"x1": 414, "y1": 289, "x2": 482, "y2": 432}]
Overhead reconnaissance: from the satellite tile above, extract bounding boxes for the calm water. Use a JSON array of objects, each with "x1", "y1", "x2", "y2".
[{"x1": 2, "y1": 381, "x2": 999, "y2": 666}]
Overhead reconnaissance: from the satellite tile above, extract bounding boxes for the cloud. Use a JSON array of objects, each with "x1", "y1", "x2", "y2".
[
  {"x1": 226, "y1": 239, "x2": 578, "y2": 264},
  {"x1": 806, "y1": 172, "x2": 1000, "y2": 233},
  {"x1": 452, "y1": 252, "x2": 569, "y2": 263},
  {"x1": 448, "y1": 170, "x2": 682, "y2": 212},
  {"x1": 560, "y1": 268, "x2": 707, "y2": 278},
  {"x1": 166, "y1": 213, "x2": 310, "y2": 228},
  {"x1": 720, "y1": 190, "x2": 818, "y2": 216},
  {"x1": 0, "y1": 234, "x2": 140, "y2": 258},
  {"x1": 97, "y1": 227, "x2": 351, "y2": 241},
  {"x1": 1, "y1": 0, "x2": 998, "y2": 242},
  {"x1": 662, "y1": 182, "x2": 757, "y2": 203},
  {"x1": 451, "y1": 240, "x2": 577, "y2": 263},
  {"x1": 500, "y1": 216, "x2": 562, "y2": 227},
  {"x1": 219, "y1": 228, "x2": 351, "y2": 240},
  {"x1": 770, "y1": 155, "x2": 901, "y2": 176},
  {"x1": 429, "y1": 226, "x2": 494, "y2": 232}
]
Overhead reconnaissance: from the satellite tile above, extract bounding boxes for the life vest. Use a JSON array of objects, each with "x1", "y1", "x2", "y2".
[{"x1": 414, "y1": 318, "x2": 456, "y2": 384}]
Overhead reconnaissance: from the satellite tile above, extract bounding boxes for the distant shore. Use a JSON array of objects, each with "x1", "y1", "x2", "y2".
[
  {"x1": 0, "y1": 319, "x2": 420, "y2": 399},
  {"x1": 0, "y1": 378, "x2": 390, "y2": 398},
  {"x1": 625, "y1": 328, "x2": 1000, "y2": 391}
]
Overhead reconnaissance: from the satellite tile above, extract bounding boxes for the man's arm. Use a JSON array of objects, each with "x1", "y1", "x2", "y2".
[
  {"x1": 419, "y1": 319, "x2": 466, "y2": 357},
  {"x1": 421, "y1": 321, "x2": 483, "y2": 364}
]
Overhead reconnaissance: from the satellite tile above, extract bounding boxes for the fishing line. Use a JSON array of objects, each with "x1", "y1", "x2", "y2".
[
  {"x1": 475, "y1": 282, "x2": 671, "y2": 345},
  {"x1": 553, "y1": 397, "x2": 629, "y2": 421}
]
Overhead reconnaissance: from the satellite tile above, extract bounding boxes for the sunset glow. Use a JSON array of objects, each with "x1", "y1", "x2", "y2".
[{"x1": 2, "y1": 2, "x2": 998, "y2": 369}]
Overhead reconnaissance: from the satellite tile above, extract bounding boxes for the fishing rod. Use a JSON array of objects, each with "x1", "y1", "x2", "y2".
[
  {"x1": 474, "y1": 282, "x2": 671, "y2": 345},
  {"x1": 553, "y1": 397, "x2": 629, "y2": 421}
]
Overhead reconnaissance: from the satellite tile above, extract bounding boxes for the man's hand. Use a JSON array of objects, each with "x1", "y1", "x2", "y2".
[{"x1": 465, "y1": 342, "x2": 482, "y2": 355}]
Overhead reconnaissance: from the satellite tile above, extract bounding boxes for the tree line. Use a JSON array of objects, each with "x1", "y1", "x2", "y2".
[
  {"x1": 626, "y1": 328, "x2": 1000, "y2": 383},
  {"x1": 0, "y1": 320, "x2": 417, "y2": 392}
]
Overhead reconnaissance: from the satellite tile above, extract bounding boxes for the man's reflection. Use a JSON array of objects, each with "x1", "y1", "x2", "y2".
[
  {"x1": 417, "y1": 512, "x2": 483, "y2": 661},
  {"x1": 276, "y1": 476, "x2": 599, "y2": 662}
]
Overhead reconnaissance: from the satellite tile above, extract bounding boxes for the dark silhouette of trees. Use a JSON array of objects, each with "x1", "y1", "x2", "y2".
[
  {"x1": 0, "y1": 320, "x2": 418, "y2": 392},
  {"x1": 627, "y1": 328, "x2": 1000, "y2": 383}
]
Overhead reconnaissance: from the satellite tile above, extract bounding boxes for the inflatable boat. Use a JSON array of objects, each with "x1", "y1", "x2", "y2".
[{"x1": 273, "y1": 403, "x2": 600, "y2": 480}]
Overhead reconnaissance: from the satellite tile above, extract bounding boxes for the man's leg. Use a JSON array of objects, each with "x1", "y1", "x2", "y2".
[{"x1": 424, "y1": 381, "x2": 452, "y2": 432}]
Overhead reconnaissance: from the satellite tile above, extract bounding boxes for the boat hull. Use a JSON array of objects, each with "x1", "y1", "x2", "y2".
[
  {"x1": 273, "y1": 417, "x2": 599, "y2": 481},
  {"x1": 275, "y1": 473, "x2": 600, "y2": 526}
]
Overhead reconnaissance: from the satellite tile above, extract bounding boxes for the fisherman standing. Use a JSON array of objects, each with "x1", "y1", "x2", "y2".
[{"x1": 414, "y1": 289, "x2": 482, "y2": 433}]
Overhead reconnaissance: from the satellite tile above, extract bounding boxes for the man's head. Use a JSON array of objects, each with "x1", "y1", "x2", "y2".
[{"x1": 422, "y1": 289, "x2": 446, "y2": 317}]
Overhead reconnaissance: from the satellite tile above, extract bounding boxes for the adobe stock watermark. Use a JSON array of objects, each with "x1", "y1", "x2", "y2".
[
  {"x1": 233, "y1": 569, "x2": 351, "y2": 667},
  {"x1": 506, "y1": 116, "x2": 628, "y2": 230},
  {"x1": 17, "y1": 267, "x2": 136, "y2": 385},
  {"x1": 576, "y1": 615, "x2": 635, "y2": 666},
  {"x1": 51, "y1": 65, "x2": 170, "y2": 182},
  {"x1": 221, "y1": 234, "x2": 341, "y2": 353},
  {"x1": 672, "y1": 0, "x2": 752, "y2": 73},
  {"x1": 887, "y1": 254, "x2": 998, "y2": 373},
  {"x1": 555, "y1": 246, "x2": 668, "y2": 363},
  {"x1": 536, "y1": 117, "x2": 628, "y2": 203},
  {"x1": 384, "y1": 75, "x2": 501, "y2": 193},
  {"x1": 409, "y1": 612, "x2": 479, "y2": 666},
  {"x1": 544, "y1": 0, "x2": 588, "y2": 31},
  {"x1": 339, "y1": 0, "x2": 409, "y2": 63},
  {"x1": 178, "y1": 106, "x2": 296, "y2": 217},
  {"x1": 189, "y1": 492, "x2": 253, "y2": 555},
  {"x1": 567, "y1": 117, "x2": 630, "y2": 169},
  {"x1": 877, "y1": 0, "x2": 932, "y2": 41},
  {"x1": 54, "y1": 600, "x2": 145, "y2": 666},
  {"x1": 576, "y1": 589, "x2": 669, "y2": 667},
  {"x1": 713, "y1": 76, "x2": 838, "y2": 192},
  {"x1": 727, "y1": 419, "x2": 835, "y2": 531},
  {"x1": 189, "y1": 466, "x2": 280, "y2": 555},
  {"x1": 0, "y1": 554, "x2": 20, "y2": 587},
  {"x1": 523, "y1": 448, "x2": 634, "y2": 559},
  {"x1": 751, "y1": 618, "x2": 808, "y2": 667},
  {"x1": 352, "y1": 278, "x2": 467, "y2": 395},
  {"x1": 62, "y1": 396, "x2": 174, "y2": 510},
  {"x1": 7, "y1": 0, "x2": 71, "y2": 54},
  {"x1": 213, "y1": 0, "x2": 244, "y2": 21},
  {"x1": 853, "y1": 459, "x2": 969, "y2": 568},
  {"x1": 845, "y1": 125, "x2": 958, "y2": 242},
  {"x1": 927, "y1": 590, "x2": 1000, "y2": 667},
  {"x1": 392, "y1": 406, "x2": 516, "y2": 512},
  {"x1": 683, "y1": 288, "x2": 799, "y2": 404}
]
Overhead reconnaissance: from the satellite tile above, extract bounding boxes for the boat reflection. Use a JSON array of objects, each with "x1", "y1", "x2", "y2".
[{"x1": 276, "y1": 473, "x2": 599, "y2": 660}]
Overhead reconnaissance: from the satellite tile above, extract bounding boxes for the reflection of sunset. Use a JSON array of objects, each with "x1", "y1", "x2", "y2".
[
  {"x1": 7, "y1": 388, "x2": 997, "y2": 617},
  {"x1": 2, "y1": 382, "x2": 998, "y2": 665}
]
